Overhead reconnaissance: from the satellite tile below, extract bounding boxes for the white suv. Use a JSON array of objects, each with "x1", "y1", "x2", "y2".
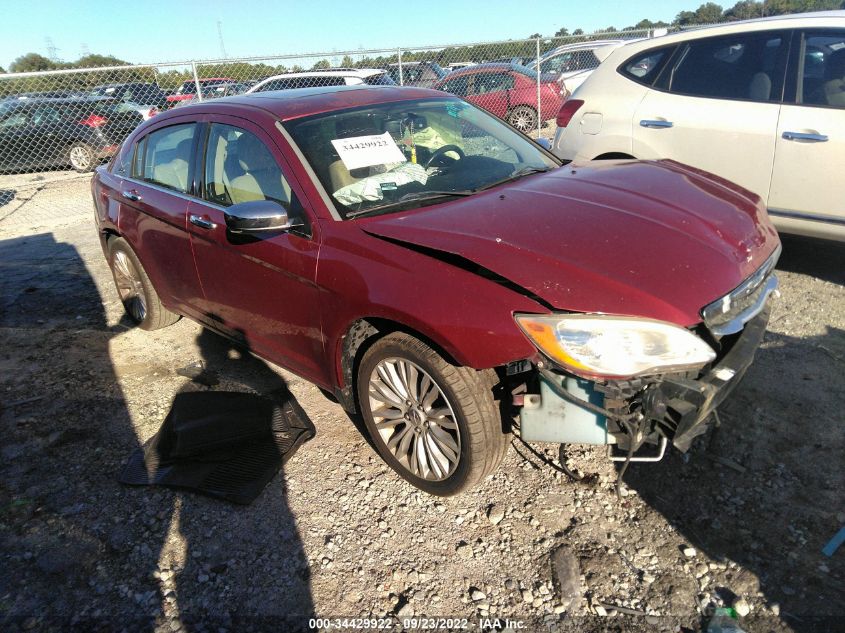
[
  {"x1": 246, "y1": 68, "x2": 394, "y2": 93},
  {"x1": 529, "y1": 40, "x2": 628, "y2": 94},
  {"x1": 553, "y1": 11, "x2": 845, "y2": 241}
]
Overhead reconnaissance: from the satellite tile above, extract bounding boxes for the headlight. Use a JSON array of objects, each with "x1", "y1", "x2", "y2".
[{"x1": 515, "y1": 314, "x2": 716, "y2": 379}]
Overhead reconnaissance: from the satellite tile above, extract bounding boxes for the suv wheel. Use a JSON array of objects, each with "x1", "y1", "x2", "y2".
[
  {"x1": 107, "y1": 237, "x2": 180, "y2": 330},
  {"x1": 507, "y1": 106, "x2": 537, "y2": 134},
  {"x1": 356, "y1": 332, "x2": 510, "y2": 496},
  {"x1": 68, "y1": 142, "x2": 95, "y2": 172}
]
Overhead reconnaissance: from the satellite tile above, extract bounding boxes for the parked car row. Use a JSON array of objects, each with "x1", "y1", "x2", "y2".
[
  {"x1": 0, "y1": 96, "x2": 143, "y2": 172},
  {"x1": 552, "y1": 10, "x2": 845, "y2": 241}
]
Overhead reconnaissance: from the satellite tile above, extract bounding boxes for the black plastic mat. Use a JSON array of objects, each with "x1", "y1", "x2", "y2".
[{"x1": 119, "y1": 390, "x2": 315, "y2": 504}]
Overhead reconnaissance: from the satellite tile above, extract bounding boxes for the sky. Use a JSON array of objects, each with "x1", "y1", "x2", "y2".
[{"x1": 2, "y1": 0, "x2": 701, "y2": 70}]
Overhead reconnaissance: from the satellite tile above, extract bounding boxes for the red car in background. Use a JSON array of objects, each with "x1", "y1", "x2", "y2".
[
  {"x1": 165, "y1": 78, "x2": 236, "y2": 106},
  {"x1": 92, "y1": 86, "x2": 779, "y2": 496},
  {"x1": 433, "y1": 63, "x2": 566, "y2": 133}
]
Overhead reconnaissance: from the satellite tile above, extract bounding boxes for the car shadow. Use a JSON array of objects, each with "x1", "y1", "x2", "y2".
[
  {"x1": 620, "y1": 323, "x2": 845, "y2": 633},
  {"x1": 148, "y1": 327, "x2": 315, "y2": 631},
  {"x1": 776, "y1": 234, "x2": 845, "y2": 286},
  {"x1": 0, "y1": 232, "x2": 314, "y2": 631}
]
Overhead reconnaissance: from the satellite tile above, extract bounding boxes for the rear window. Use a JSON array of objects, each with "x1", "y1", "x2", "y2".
[
  {"x1": 364, "y1": 72, "x2": 396, "y2": 86},
  {"x1": 620, "y1": 47, "x2": 673, "y2": 85}
]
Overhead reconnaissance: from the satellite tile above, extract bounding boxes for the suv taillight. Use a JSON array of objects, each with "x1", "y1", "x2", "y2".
[
  {"x1": 556, "y1": 99, "x2": 584, "y2": 128},
  {"x1": 80, "y1": 114, "x2": 108, "y2": 128}
]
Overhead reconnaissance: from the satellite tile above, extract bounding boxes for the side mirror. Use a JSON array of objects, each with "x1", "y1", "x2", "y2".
[
  {"x1": 535, "y1": 137, "x2": 552, "y2": 150},
  {"x1": 224, "y1": 200, "x2": 301, "y2": 234}
]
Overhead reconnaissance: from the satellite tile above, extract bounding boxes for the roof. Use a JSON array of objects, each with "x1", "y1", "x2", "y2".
[
  {"x1": 179, "y1": 85, "x2": 452, "y2": 121},
  {"x1": 541, "y1": 39, "x2": 626, "y2": 57},
  {"x1": 615, "y1": 10, "x2": 845, "y2": 52},
  {"x1": 445, "y1": 62, "x2": 530, "y2": 76}
]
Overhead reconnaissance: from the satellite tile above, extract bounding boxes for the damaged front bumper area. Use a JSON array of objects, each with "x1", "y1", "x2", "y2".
[{"x1": 519, "y1": 303, "x2": 771, "y2": 459}]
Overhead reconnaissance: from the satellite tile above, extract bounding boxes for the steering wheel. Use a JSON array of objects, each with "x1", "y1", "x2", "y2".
[{"x1": 424, "y1": 144, "x2": 465, "y2": 168}]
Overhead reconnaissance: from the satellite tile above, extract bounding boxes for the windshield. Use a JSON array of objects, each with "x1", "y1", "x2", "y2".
[{"x1": 284, "y1": 98, "x2": 558, "y2": 219}]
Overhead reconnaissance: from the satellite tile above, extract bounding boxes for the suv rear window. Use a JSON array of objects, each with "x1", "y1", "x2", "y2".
[{"x1": 620, "y1": 47, "x2": 673, "y2": 85}]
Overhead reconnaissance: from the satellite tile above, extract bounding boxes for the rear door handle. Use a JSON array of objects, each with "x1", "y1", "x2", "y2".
[
  {"x1": 121, "y1": 190, "x2": 141, "y2": 202},
  {"x1": 189, "y1": 214, "x2": 217, "y2": 230},
  {"x1": 782, "y1": 131, "x2": 828, "y2": 142},
  {"x1": 640, "y1": 119, "x2": 673, "y2": 129}
]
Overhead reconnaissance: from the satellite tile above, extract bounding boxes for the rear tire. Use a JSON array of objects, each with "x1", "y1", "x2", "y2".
[
  {"x1": 68, "y1": 142, "x2": 95, "y2": 172},
  {"x1": 507, "y1": 106, "x2": 538, "y2": 134},
  {"x1": 356, "y1": 332, "x2": 510, "y2": 496},
  {"x1": 107, "y1": 237, "x2": 180, "y2": 330}
]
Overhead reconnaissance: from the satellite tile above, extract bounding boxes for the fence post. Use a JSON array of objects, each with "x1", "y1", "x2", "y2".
[
  {"x1": 536, "y1": 38, "x2": 541, "y2": 138},
  {"x1": 397, "y1": 49, "x2": 404, "y2": 86},
  {"x1": 192, "y1": 62, "x2": 203, "y2": 102}
]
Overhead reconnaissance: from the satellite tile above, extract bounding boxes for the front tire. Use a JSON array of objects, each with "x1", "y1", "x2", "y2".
[
  {"x1": 356, "y1": 332, "x2": 510, "y2": 496},
  {"x1": 68, "y1": 142, "x2": 95, "y2": 172},
  {"x1": 107, "y1": 237, "x2": 180, "y2": 330}
]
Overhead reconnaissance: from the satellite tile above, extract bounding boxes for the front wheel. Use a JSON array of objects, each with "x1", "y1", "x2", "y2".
[
  {"x1": 356, "y1": 332, "x2": 510, "y2": 496},
  {"x1": 507, "y1": 106, "x2": 537, "y2": 134},
  {"x1": 68, "y1": 142, "x2": 95, "y2": 172}
]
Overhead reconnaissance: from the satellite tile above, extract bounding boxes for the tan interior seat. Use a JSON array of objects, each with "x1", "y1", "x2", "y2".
[
  {"x1": 329, "y1": 159, "x2": 359, "y2": 192},
  {"x1": 822, "y1": 49, "x2": 845, "y2": 107},
  {"x1": 224, "y1": 133, "x2": 290, "y2": 205}
]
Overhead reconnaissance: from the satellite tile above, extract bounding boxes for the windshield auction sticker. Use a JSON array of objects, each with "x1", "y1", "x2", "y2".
[{"x1": 331, "y1": 132, "x2": 407, "y2": 170}]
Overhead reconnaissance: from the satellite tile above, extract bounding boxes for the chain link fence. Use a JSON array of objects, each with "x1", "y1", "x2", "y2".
[{"x1": 0, "y1": 27, "x2": 670, "y2": 228}]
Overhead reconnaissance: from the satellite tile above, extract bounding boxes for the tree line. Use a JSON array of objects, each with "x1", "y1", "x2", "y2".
[{"x1": 1, "y1": 0, "x2": 842, "y2": 92}]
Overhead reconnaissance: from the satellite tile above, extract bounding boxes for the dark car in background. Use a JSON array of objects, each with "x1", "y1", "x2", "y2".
[
  {"x1": 386, "y1": 61, "x2": 447, "y2": 88},
  {"x1": 433, "y1": 63, "x2": 566, "y2": 133},
  {"x1": 166, "y1": 78, "x2": 236, "y2": 106},
  {"x1": 0, "y1": 97, "x2": 143, "y2": 172},
  {"x1": 90, "y1": 82, "x2": 169, "y2": 117}
]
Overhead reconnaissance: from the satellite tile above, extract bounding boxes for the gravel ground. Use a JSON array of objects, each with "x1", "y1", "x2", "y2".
[{"x1": 0, "y1": 175, "x2": 843, "y2": 633}]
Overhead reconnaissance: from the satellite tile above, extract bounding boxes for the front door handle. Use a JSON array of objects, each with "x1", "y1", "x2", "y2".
[
  {"x1": 640, "y1": 119, "x2": 674, "y2": 129},
  {"x1": 121, "y1": 190, "x2": 141, "y2": 202},
  {"x1": 782, "y1": 131, "x2": 828, "y2": 142},
  {"x1": 189, "y1": 214, "x2": 217, "y2": 230}
]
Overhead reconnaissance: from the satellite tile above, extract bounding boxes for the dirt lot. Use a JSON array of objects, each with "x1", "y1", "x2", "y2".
[{"x1": 0, "y1": 174, "x2": 843, "y2": 633}]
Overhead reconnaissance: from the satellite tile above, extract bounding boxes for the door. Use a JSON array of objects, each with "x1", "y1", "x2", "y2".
[
  {"x1": 632, "y1": 30, "x2": 789, "y2": 201},
  {"x1": 117, "y1": 121, "x2": 205, "y2": 314},
  {"x1": 768, "y1": 28, "x2": 845, "y2": 239},
  {"x1": 187, "y1": 118, "x2": 325, "y2": 383}
]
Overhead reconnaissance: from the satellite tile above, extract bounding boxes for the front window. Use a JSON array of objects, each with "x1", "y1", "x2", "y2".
[{"x1": 284, "y1": 98, "x2": 558, "y2": 219}]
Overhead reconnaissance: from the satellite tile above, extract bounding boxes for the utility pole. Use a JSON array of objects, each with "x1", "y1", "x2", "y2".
[
  {"x1": 217, "y1": 20, "x2": 228, "y2": 59},
  {"x1": 45, "y1": 37, "x2": 59, "y2": 62}
]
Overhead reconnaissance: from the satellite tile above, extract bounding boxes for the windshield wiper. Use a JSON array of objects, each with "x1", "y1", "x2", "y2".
[
  {"x1": 477, "y1": 165, "x2": 553, "y2": 191},
  {"x1": 346, "y1": 190, "x2": 477, "y2": 218}
]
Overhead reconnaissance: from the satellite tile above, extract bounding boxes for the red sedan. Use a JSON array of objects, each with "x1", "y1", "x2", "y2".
[
  {"x1": 92, "y1": 85, "x2": 780, "y2": 495},
  {"x1": 433, "y1": 63, "x2": 566, "y2": 133}
]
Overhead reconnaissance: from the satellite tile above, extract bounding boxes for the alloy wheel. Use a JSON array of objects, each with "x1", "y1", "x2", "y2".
[
  {"x1": 69, "y1": 145, "x2": 92, "y2": 171},
  {"x1": 367, "y1": 358, "x2": 461, "y2": 481},
  {"x1": 112, "y1": 251, "x2": 147, "y2": 322}
]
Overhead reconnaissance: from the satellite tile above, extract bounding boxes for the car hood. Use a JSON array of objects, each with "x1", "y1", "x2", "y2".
[{"x1": 361, "y1": 159, "x2": 780, "y2": 326}]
